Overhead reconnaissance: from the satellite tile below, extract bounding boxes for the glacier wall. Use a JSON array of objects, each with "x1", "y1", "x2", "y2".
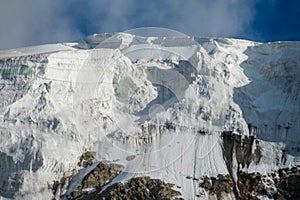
[{"x1": 0, "y1": 33, "x2": 299, "y2": 199}]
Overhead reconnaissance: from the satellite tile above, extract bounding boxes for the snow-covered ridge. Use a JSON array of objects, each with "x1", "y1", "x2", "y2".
[
  {"x1": 0, "y1": 33, "x2": 299, "y2": 199},
  {"x1": 0, "y1": 43, "x2": 77, "y2": 59}
]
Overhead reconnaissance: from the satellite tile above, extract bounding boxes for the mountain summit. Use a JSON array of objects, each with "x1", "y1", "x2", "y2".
[{"x1": 0, "y1": 33, "x2": 299, "y2": 199}]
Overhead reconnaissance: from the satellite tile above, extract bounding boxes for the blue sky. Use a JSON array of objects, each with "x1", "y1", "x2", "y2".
[{"x1": 0, "y1": 0, "x2": 299, "y2": 50}]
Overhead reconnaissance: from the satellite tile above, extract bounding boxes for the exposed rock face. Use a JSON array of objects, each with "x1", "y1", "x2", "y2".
[
  {"x1": 94, "y1": 176, "x2": 182, "y2": 200},
  {"x1": 80, "y1": 162, "x2": 124, "y2": 190},
  {"x1": 237, "y1": 171, "x2": 265, "y2": 200},
  {"x1": 222, "y1": 131, "x2": 262, "y2": 170},
  {"x1": 200, "y1": 174, "x2": 234, "y2": 199},
  {"x1": 64, "y1": 150, "x2": 298, "y2": 200},
  {"x1": 53, "y1": 152, "x2": 182, "y2": 200},
  {"x1": 68, "y1": 161, "x2": 124, "y2": 199},
  {"x1": 200, "y1": 167, "x2": 300, "y2": 200},
  {"x1": 237, "y1": 169, "x2": 300, "y2": 200},
  {"x1": 275, "y1": 167, "x2": 300, "y2": 199},
  {"x1": 78, "y1": 151, "x2": 96, "y2": 168}
]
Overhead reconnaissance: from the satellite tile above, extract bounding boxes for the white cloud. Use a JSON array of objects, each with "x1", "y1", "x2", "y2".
[
  {"x1": 0, "y1": 0, "x2": 255, "y2": 50},
  {"x1": 0, "y1": 0, "x2": 82, "y2": 50},
  {"x1": 87, "y1": 0, "x2": 255, "y2": 37}
]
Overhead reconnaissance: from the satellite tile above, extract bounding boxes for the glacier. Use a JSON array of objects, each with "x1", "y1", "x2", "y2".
[{"x1": 0, "y1": 32, "x2": 299, "y2": 199}]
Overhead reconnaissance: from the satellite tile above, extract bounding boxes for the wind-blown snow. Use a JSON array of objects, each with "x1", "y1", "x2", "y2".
[{"x1": 0, "y1": 33, "x2": 299, "y2": 199}]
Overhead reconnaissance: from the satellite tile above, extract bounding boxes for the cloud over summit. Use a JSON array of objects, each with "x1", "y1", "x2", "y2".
[{"x1": 1, "y1": 0, "x2": 298, "y2": 50}]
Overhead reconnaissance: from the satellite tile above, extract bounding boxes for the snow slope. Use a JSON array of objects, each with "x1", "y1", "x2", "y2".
[{"x1": 0, "y1": 33, "x2": 299, "y2": 199}]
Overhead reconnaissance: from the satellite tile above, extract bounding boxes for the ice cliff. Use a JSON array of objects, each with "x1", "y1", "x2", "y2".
[{"x1": 0, "y1": 33, "x2": 299, "y2": 199}]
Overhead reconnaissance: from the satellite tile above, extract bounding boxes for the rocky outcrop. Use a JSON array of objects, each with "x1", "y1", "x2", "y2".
[
  {"x1": 222, "y1": 131, "x2": 262, "y2": 170},
  {"x1": 51, "y1": 151, "x2": 124, "y2": 200},
  {"x1": 77, "y1": 151, "x2": 96, "y2": 168},
  {"x1": 236, "y1": 168, "x2": 300, "y2": 200},
  {"x1": 80, "y1": 162, "x2": 124, "y2": 191},
  {"x1": 69, "y1": 160, "x2": 124, "y2": 199},
  {"x1": 275, "y1": 167, "x2": 300, "y2": 199},
  {"x1": 200, "y1": 174, "x2": 234, "y2": 199},
  {"x1": 94, "y1": 176, "x2": 182, "y2": 200},
  {"x1": 237, "y1": 171, "x2": 265, "y2": 200},
  {"x1": 200, "y1": 167, "x2": 300, "y2": 199},
  {"x1": 53, "y1": 152, "x2": 182, "y2": 200}
]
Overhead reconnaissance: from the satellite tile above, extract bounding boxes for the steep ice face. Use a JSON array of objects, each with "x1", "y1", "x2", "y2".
[{"x1": 0, "y1": 33, "x2": 299, "y2": 199}]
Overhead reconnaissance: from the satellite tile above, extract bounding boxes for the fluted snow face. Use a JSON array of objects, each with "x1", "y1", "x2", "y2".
[{"x1": 0, "y1": 33, "x2": 299, "y2": 199}]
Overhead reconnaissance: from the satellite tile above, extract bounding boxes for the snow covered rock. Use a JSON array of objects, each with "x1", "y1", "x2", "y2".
[{"x1": 0, "y1": 33, "x2": 299, "y2": 199}]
